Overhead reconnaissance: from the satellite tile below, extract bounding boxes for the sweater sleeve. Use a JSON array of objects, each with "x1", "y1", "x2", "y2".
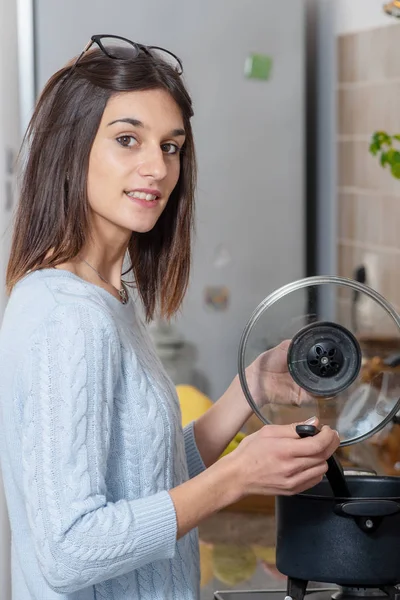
[
  {"x1": 183, "y1": 421, "x2": 206, "y2": 479},
  {"x1": 20, "y1": 303, "x2": 177, "y2": 594}
]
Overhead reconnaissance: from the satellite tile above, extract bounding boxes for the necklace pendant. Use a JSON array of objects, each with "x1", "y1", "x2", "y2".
[{"x1": 119, "y1": 286, "x2": 129, "y2": 305}]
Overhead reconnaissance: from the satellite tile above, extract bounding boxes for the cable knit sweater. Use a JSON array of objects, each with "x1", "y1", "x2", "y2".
[{"x1": 0, "y1": 269, "x2": 205, "y2": 600}]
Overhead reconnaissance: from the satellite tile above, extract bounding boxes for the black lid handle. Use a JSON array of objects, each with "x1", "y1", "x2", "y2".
[{"x1": 296, "y1": 424, "x2": 351, "y2": 498}]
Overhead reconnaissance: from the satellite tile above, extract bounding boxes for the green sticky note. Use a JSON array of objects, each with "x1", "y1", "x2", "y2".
[{"x1": 244, "y1": 53, "x2": 273, "y2": 80}]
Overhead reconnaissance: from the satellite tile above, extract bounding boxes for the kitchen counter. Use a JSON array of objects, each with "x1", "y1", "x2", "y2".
[{"x1": 198, "y1": 511, "x2": 286, "y2": 599}]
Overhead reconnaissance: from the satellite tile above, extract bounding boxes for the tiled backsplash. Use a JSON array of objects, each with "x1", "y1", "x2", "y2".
[{"x1": 337, "y1": 23, "x2": 400, "y2": 316}]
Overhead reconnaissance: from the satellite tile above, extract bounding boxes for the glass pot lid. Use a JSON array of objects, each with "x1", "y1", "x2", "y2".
[{"x1": 238, "y1": 276, "x2": 400, "y2": 446}]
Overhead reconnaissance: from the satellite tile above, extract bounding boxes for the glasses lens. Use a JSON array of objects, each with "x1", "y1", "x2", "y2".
[
  {"x1": 99, "y1": 37, "x2": 139, "y2": 60},
  {"x1": 147, "y1": 47, "x2": 183, "y2": 74},
  {"x1": 96, "y1": 37, "x2": 183, "y2": 74}
]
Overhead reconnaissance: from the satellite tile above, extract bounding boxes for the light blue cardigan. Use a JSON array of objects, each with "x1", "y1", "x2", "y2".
[{"x1": 0, "y1": 269, "x2": 205, "y2": 599}]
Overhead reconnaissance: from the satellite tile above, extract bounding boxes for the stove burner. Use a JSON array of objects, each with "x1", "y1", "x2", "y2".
[
  {"x1": 285, "y1": 578, "x2": 400, "y2": 600},
  {"x1": 333, "y1": 589, "x2": 400, "y2": 600},
  {"x1": 214, "y1": 588, "x2": 400, "y2": 600},
  {"x1": 214, "y1": 590, "x2": 337, "y2": 600}
]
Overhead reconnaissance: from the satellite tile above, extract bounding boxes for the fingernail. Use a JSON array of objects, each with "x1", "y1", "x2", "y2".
[
  {"x1": 305, "y1": 416, "x2": 316, "y2": 424},
  {"x1": 335, "y1": 430, "x2": 340, "y2": 438}
]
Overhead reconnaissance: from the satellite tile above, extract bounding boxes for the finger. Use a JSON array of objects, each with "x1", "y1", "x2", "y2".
[
  {"x1": 294, "y1": 417, "x2": 320, "y2": 429},
  {"x1": 258, "y1": 421, "x2": 315, "y2": 440},
  {"x1": 278, "y1": 339, "x2": 291, "y2": 352},
  {"x1": 286, "y1": 385, "x2": 306, "y2": 407},
  {"x1": 320, "y1": 425, "x2": 341, "y2": 458},
  {"x1": 293, "y1": 426, "x2": 340, "y2": 457},
  {"x1": 293, "y1": 473, "x2": 327, "y2": 495},
  {"x1": 283, "y1": 456, "x2": 330, "y2": 478},
  {"x1": 285, "y1": 384, "x2": 318, "y2": 407},
  {"x1": 257, "y1": 417, "x2": 321, "y2": 440},
  {"x1": 299, "y1": 387, "x2": 318, "y2": 406},
  {"x1": 283, "y1": 462, "x2": 328, "y2": 495}
]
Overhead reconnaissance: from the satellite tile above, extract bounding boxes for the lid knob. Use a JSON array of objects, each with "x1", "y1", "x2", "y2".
[{"x1": 288, "y1": 321, "x2": 362, "y2": 397}]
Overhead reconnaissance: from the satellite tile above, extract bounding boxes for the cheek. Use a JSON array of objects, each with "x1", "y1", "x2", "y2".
[
  {"x1": 87, "y1": 169, "x2": 105, "y2": 211},
  {"x1": 87, "y1": 147, "x2": 121, "y2": 207},
  {"x1": 87, "y1": 149, "x2": 104, "y2": 201}
]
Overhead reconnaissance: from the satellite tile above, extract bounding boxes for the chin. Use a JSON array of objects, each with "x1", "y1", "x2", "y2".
[{"x1": 129, "y1": 219, "x2": 160, "y2": 234}]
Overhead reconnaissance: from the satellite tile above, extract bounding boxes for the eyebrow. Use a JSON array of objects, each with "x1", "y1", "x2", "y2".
[{"x1": 107, "y1": 117, "x2": 186, "y2": 137}]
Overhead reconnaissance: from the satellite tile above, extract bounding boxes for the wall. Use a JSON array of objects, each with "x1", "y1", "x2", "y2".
[
  {"x1": 32, "y1": 0, "x2": 306, "y2": 399},
  {"x1": 337, "y1": 17, "x2": 400, "y2": 331},
  {"x1": 0, "y1": 0, "x2": 21, "y2": 595},
  {"x1": 315, "y1": 0, "x2": 338, "y2": 284},
  {"x1": 336, "y1": 0, "x2": 398, "y2": 34}
]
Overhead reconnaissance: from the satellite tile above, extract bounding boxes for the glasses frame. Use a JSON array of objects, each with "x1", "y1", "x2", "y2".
[{"x1": 67, "y1": 34, "x2": 183, "y2": 80}]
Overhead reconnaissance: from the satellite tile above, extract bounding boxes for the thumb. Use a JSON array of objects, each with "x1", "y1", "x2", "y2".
[
  {"x1": 291, "y1": 416, "x2": 320, "y2": 434},
  {"x1": 259, "y1": 417, "x2": 319, "y2": 439}
]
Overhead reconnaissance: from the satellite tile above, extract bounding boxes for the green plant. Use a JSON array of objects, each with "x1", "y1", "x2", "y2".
[{"x1": 369, "y1": 131, "x2": 400, "y2": 179}]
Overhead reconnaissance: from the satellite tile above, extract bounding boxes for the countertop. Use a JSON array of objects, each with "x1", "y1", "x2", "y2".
[{"x1": 198, "y1": 511, "x2": 286, "y2": 599}]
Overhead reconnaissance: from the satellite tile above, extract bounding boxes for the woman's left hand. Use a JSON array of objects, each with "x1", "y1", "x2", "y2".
[
  {"x1": 244, "y1": 340, "x2": 312, "y2": 408},
  {"x1": 194, "y1": 339, "x2": 315, "y2": 468}
]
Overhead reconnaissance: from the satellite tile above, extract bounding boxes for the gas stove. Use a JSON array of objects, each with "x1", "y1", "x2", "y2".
[
  {"x1": 214, "y1": 587, "x2": 400, "y2": 600},
  {"x1": 214, "y1": 590, "x2": 335, "y2": 600}
]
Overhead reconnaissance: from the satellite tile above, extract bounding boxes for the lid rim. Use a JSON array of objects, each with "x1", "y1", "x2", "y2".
[{"x1": 238, "y1": 275, "x2": 400, "y2": 446}]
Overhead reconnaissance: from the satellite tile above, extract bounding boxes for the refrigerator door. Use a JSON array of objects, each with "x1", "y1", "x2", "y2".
[{"x1": 0, "y1": 0, "x2": 21, "y2": 598}]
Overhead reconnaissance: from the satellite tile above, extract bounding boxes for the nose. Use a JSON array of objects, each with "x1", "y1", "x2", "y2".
[{"x1": 137, "y1": 145, "x2": 168, "y2": 181}]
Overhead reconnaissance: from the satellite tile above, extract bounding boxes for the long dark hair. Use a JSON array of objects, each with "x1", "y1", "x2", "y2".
[{"x1": 6, "y1": 47, "x2": 196, "y2": 320}]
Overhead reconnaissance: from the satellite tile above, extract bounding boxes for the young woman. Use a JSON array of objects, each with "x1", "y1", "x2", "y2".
[{"x1": 0, "y1": 35, "x2": 339, "y2": 600}]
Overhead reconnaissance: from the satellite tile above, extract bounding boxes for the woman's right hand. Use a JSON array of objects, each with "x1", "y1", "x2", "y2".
[
  {"x1": 169, "y1": 419, "x2": 340, "y2": 539},
  {"x1": 224, "y1": 420, "x2": 340, "y2": 499}
]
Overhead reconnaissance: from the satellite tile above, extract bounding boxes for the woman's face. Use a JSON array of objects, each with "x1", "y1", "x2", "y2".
[{"x1": 87, "y1": 88, "x2": 185, "y2": 236}]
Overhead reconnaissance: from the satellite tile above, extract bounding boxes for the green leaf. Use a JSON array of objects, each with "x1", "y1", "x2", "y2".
[
  {"x1": 380, "y1": 152, "x2": 389, "y2": 167},
  {"x1": 390, "y1": 162, "x2": 400, "y2": 179},
  {"x1": 386, "y1": 148, "x2": 397, "y2": 164},
  {"x1": 390, "y1": 150, "x2": 400, "y2": 164},
  {"x1": 370, "y1": 133, "x2": 382, "y2": 151},
  {"x1": 369, "y1": 131, "x2": 400, "y2": 180},
  {"x1": 369, "y1": 143, "x2": 378, "y2": 156},
  {"x1": 375, "y1": 131, "x2": 392, "y2": 146}
]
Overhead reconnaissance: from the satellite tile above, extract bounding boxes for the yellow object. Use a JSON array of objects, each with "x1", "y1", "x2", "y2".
[
  {"x1": 251, "y1": 545, "x2": 276, "y2": 564},
  {"x1": 199, "y1": 542, "x2": 214, "y2": 587},
  {"x1": 176, "y1": 385, "x2": 214, "y2": 427},
  {"x1": 220, "y1": 431, "x2": 246, "y2": 457},
  {"x1": 384, "y1": 1, "x2": 400, "y2": 16},
  {"x1": 212, "y1": 544, "x2": 257, "y2": 586},
  {"x1": 176, "y1": 385, "x2": 246, "y2": 457}
]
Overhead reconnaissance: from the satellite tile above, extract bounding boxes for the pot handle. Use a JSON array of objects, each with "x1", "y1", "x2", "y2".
[{"x1": 335, "y1": 500, "x2": 400, "y2": 518}]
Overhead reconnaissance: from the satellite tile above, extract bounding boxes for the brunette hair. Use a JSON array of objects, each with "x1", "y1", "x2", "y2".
[{"x1": 6, "y1": 46, "x2": 196, "y2": 320}]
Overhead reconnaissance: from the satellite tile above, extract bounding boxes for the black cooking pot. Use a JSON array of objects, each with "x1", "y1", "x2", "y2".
[
  {"x1": 276, "y1": 475, "x2": 400, "y2": 586},
  {"x1": 273, "y1": 309, "x2": 400, "y2": 588},
  {"x1": 237, "y1": 276, "x2": 400, "y2": 592}
]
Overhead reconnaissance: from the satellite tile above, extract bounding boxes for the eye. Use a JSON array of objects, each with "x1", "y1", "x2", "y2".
[
  {"x1": 161, "y1": 143, "x2": 181, "y2": 155},
  {"x1": 116, "y1": 135, "x2": 137, "y2": 148}
]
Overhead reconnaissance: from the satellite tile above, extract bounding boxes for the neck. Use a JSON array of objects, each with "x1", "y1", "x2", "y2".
[{"x1": 81, "y1": 215, "x2": 132, "y2": 289}]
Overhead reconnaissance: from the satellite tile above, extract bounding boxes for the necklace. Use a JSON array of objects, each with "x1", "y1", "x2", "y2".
[{"x1": 81, "y1": 259, "x2": 129, "y2": 305}]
